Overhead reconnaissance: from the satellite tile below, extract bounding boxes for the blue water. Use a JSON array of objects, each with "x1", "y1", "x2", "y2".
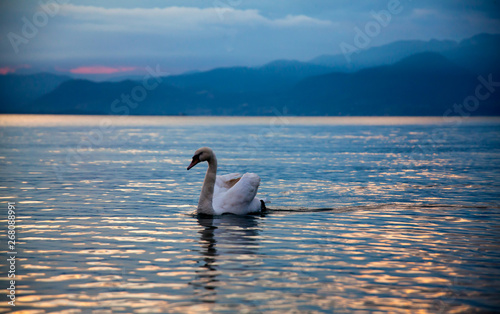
[{"x1": 0, "y1": 115, "x2": 500, "y2": 313}]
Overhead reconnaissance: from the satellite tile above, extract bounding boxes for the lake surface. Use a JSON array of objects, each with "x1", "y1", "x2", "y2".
[{"x1": 1, "y1": 115, "x2": 500, "y2": 313}]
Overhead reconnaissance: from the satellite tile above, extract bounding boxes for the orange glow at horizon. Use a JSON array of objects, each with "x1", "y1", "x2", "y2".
[
  {"x1": 0, "y1": 67, "x2": 15, "y2": 75},
  {"x1": 0, "y1": 64, "x2": 31, "y2": 75},
  {"x1": 69, "y1": 66, "x2": 138, "y2": 74}
]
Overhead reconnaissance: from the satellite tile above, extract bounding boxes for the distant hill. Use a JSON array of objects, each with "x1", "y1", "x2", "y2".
[
  {"x1": 290, "y1": 52, "x2": 499, "y2": 115},
  {"x1": 310, "y1": 33, "x2": 500, "y2": 75},
  {"x1": 29, "y1": 77, "x2": 264, "y2": 115},
  {"x1": 30, "y1": 79, "x2": 140, "y2": 114},
  {"x1": 444, "y1": 33, "x2": 500, "y2": 75},
  {"x1": 30, "y1": 79, "x2": 194, "y2": 115},
  {"x1": 0, "y1": 33, "x2": 499, "y2": 116},
  {"x1": 311, "y1": 38, "x2": 458, "y2": 72},
  {"x1": 21, "y1": 60, "x2": 336, "y2": 115},
  {"x1": 163, "y1": 60, "x2": 334, "y2": 93},
  {"x1": 0, "y1": 73, "x2": 71, "y2": 113}
]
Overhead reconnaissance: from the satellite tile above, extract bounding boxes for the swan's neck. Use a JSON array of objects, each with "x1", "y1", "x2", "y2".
[{"x1": 197, "y1": 154, "x2": 217, "y2": 215}]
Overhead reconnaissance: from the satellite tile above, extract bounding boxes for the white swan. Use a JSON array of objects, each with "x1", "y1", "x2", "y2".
[{"x1": 187, "y1": 147, "x2": 266, "y2": 215}]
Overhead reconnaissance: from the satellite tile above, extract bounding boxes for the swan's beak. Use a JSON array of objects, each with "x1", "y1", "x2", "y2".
[{"x1": 187, "y1": 156, "x2": 200, "y2": 170}]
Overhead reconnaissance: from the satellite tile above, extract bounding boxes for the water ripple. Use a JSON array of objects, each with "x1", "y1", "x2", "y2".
[{"x1": 1, "y1": 116, "x2": 499, "y2": 313}]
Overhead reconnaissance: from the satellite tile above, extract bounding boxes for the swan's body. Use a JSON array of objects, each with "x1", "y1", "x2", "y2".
[{"x1": 187, "y1": 147, "x2": 266, "y2": 215}]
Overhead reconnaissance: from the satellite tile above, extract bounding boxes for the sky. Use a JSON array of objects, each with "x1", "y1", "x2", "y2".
[{"x1": 0, "y1": 0, "x2": 499, "y2": 77}]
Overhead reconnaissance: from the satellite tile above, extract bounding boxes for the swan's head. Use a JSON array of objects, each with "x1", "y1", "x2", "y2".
[{"x1": 187, "y1": 147, "x2": 213, "y2": 170}]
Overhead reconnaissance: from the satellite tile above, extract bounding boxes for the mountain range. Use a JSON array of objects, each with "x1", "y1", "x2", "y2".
[
  {"x1": 0, "y1": 33, "x2": 499, "y2": 116},
  {"x1": 310, "y1": 33, "x2": 500, "y2": 75}
]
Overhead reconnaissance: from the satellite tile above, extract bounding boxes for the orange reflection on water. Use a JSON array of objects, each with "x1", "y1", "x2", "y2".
[{"x1": 35, "y1": 274, "x2": 92, "y2": 282}]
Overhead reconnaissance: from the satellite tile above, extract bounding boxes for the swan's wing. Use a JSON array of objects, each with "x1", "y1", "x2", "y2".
[
  {"x1": 216, "y1": 173, "x2": 242, "y2": 187},
  {"x1": 215, "y1": 173, "x2": 242, "y2": 194},
  {"x1": 214, "y1": 173, "x2": 260, "y2": 214}
]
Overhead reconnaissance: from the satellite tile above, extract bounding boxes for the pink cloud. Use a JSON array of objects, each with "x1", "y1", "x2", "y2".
[
  {"x1": 70, "y1": 66, "x2": 138, "y2": 74},
  {"x1": 0, "y1": 67, "x2": 16, "y2": 75},
  {"x1": 0, "y1": 64, "x2": 31, "y2": 75}
]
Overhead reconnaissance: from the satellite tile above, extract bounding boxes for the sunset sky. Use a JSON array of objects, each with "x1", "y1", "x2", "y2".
[{"x1": 1, "y1": 0, "x2": 499, "y2": 76}]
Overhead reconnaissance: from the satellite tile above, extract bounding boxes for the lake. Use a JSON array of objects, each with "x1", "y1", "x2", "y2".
[{"x1": 0, "y1": 115, "x2": 500, "y2": 313}]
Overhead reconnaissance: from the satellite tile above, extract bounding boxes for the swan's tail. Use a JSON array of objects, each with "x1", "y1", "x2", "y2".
[
  {"x1": 260, "y1": 197, "x2": 270, "y2": 211},
  {"x1": 260, "y1": 200, "x2": 267, "y2": 211}
]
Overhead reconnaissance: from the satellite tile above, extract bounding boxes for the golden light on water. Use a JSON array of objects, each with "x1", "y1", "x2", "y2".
[
  {"x1": 0, "y1": 205, "x2": 487, "y2": 313},
  {"x1": 1, "y1": 115, "x2": 499, "y2": 312},
  {"x1": 1, "y1": 114, "x2": 500, "y2": 127}
]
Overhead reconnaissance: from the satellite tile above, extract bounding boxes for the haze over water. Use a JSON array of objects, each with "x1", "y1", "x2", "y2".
[{"x1": 0, "y1": 115, "x2": 499, "y2": 313}]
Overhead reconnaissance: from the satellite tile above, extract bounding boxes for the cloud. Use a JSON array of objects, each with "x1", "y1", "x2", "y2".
[
  {"x1": 273, "y1": 15, "x2": 332, "y2": 27},
  {"x1": 1, "y1": 1, "x2": 498, "y2": 75},
  {"x1": 0, "y1": 64, "x2": 31, "y2": 75},
  {"x1": 69, "y1": 66, "x2": 138, "y2": 74},
  {"x1": 59, "y1": 4, "x2": 332, "y2": 33},
  {"x1": 0, "y1": 67, "x2": 17, "y2": 75},
  {"x1": 15, "y1": 4, "x2": 334, "y2": 72}
]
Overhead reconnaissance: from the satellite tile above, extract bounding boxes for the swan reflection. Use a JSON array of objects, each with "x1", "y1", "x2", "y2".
[{"x1": 191, "y1": 214, "x2": 262, "y2": 302}]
